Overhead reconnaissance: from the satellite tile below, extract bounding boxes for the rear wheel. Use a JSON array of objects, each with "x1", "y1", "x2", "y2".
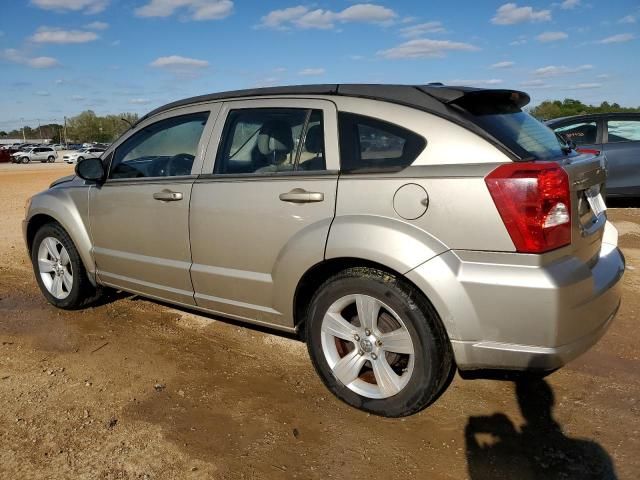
[
  {"x1": 77, "y1": 156, "x2": 84, "y2": 162},
  {"x1": 305, "y1": 267, "x2": 454, "y2": 417},
  {"x1": 47, "y1": 155, "x2": 55, "y2": 163},
  {"x1": 31, "y1": 222, "x2": 101, "y2": 309}
]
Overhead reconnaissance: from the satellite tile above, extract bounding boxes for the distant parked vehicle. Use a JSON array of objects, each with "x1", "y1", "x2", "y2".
[
  {"x1": 547, "y1": 113, "x2": 640, "y2": 197},
  {"x1": 63, "y1": 147, "x2": 105, "y2": 164},
  {"x1": 10, "y1": 146, "x2": 57, "y2": 164}
]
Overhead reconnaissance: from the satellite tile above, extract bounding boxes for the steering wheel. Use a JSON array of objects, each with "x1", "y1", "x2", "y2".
[{"x1": 165, "y1": 153, "x2": 195, "y2": 176}]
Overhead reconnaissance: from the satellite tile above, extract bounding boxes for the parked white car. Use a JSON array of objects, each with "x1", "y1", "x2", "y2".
[
  {"x1": 10, "y1": 146, "x2": 58, "y2": 163},
  {"x1": 63, "y1": 148, "x2": 105, "y2": 164}
]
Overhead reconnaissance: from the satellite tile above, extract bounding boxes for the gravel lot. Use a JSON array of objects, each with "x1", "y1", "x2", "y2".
[{"x1": 1, "y1": 163, "x2": 639, "y2": 479}]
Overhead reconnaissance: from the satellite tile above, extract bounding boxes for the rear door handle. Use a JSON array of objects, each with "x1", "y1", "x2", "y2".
[
  {"x1": 153, "y1": 190, "x2": 183, "y2": 202},
  {"x1": 279, "y1": 188, "x2": 324, "y2": 203}
]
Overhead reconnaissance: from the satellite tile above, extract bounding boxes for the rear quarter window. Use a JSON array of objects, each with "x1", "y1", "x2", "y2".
[{"x1": 338, "y1": 112, "x2": 426, "y2": 173}]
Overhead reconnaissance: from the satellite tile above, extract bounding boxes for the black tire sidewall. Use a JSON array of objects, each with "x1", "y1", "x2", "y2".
[
  {"x1": 306, "y1": 270, "x2": 446, "y2": 417},
  {"x1": 31, "y1": 223, "x2": 87, "y2": 309},
  {"x1": 48, "y1": 156, "x2": 55, "y2": 162}
]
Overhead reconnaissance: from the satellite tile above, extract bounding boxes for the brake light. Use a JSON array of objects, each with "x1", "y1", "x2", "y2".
[{"x1": 485, "y1": 162, "x2": 571, "y2": 253}]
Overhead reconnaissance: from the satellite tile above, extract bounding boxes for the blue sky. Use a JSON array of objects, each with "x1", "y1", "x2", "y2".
[{"x1": 1, "y1": 0, "x2": 638, "y2": 131}]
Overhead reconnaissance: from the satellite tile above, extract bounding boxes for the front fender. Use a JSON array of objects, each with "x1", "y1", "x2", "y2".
[
  {"x1": 325, "y1": 215, "x2": 448, "y2": 274},
  {"x1": 25, "y1": 186, "x2": 96, "y2": 284}
]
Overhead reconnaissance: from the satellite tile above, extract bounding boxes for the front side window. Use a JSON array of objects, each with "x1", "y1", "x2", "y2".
[
  {"x1": 110, "y1": 112, "x2": 209, "y2": 179},
  {"x1": 338, "y1": 112, "x2": 426, "y2": 172},
  {"x1": 215, "y1": 108, "x2": 325, "y2": 174},
  {"x1": 554, "y1": 121, "x2": 598, "y2": 145},
  {"x1": 607, "y1": 120, "x2": 640, "y2": 143}
]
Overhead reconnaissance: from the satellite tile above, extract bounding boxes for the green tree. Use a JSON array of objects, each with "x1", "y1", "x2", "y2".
[{"x1": 530, "y1": 99, "x2": 640, "y2": 120}]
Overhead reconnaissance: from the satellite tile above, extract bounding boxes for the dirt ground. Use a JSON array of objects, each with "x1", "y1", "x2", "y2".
[{"x1": 1, "y1": 162, "x2": 639, "y2": 480}]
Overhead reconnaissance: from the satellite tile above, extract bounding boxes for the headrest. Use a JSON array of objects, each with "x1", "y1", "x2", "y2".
[
  {"x1": 305, "y1": 124, "x2": 324, "y2": 154},
  {"x1": 257, "y1": 120, "x2": 293, "y2": 156}
]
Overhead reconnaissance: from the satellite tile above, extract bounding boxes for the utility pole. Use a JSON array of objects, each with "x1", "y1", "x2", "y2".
[
  {"x1": 20, "y1": 117, "x2": 26, "y2": 142},
  {"x1": 63, "y1": 116, "x2": 67, "y2": 146},
  {"x1": 38, "y1": 119, "x2": 43, "y2": 143}
]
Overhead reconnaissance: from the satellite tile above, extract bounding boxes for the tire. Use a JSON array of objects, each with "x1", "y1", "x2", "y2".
[
  {"x1": 77, "y1": 156, "x2": 84, "y2": 162},
  {"x1": 305, "y1": 267, "x2": 454, "y2": 417},
  {"x1": 47, "y1": 156, "x2": 55, "y2": 163},
  {"x1": 31, "y1": 222, "x2": 101, "y2": 309},
  {"x1": 21, "y1": 156, "x2": 30, "y2": 164}
]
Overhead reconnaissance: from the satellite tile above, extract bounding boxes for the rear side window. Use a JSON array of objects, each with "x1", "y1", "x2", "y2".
[
  {"x1": 607, "y1": 120, "x2": 640, "y2": 142},
  {"x1": 554, "y1": 121, "x2": 598, "y2": 145},
  {"x1": 215, "y1": 108, "x2": 325, "y2": 174},
  {"x1": 338, "y1": 112, "x2": 426, "y2": 173}
]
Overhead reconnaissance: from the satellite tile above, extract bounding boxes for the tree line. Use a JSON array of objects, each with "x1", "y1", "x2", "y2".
[
  {"x1": 528, "y1": 99, "x2": 640, "y2": 121},
  {"x1": 2, "y1": 100, "x2": 639, "y2": 142},
  {"x1": 0, "y1": 110, "x2": 139, "y2": 143}
]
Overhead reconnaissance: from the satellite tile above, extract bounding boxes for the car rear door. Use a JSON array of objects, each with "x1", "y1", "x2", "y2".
[
  {"x1": 89, "y1": 104, "x2": 219, "y2": 305},
  {"x1": 601, "y1": 117, "x2": 640, "y2": 196},
  {"x1": 189, "y1": 98, "x2": 339, "y2": 328}
]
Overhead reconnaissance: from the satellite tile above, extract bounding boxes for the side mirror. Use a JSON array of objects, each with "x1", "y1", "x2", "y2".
[{"x1": 75, "y1": 157, "x2": 105, "y2": 183}]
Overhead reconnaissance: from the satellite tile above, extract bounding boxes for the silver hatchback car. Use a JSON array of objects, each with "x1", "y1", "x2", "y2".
[{"x1": 23, "y1": 84, "x2": 624, "y2": 417}]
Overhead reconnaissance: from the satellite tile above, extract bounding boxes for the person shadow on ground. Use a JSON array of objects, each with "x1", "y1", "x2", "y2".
[{"x1": 465, "y1": 377, "x2": 618, "y2": 480}]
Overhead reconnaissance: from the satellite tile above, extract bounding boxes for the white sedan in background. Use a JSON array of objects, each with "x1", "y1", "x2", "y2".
[{"x1": 63, "y1": 147, "x2": 105, "y2": 164}]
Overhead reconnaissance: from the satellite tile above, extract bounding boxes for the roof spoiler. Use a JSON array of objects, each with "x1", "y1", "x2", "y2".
[{"x1": 418, "y1": 85, "x2": 531, "y2": 109}]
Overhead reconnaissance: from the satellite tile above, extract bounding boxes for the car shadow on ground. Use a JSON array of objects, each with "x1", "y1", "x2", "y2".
[{"x1": 464, "y1": 376, "x2": 618, "y2": 480}]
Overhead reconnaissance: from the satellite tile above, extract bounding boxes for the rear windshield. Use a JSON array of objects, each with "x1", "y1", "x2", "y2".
[
  {"x1": 472, "y1": 111, "x2": 564, "y2": 160},
  {"x1": 455, "y1": 91, "x2": 564, "y2": 160}
]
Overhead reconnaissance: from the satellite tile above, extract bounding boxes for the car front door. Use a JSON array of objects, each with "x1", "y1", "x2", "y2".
[
  {"x1": 189, "y1": 99, "x2": 339, "y2": 328},
  {"x1": 89, "y1": 104, "x2": 219, "y2": 305},
  {"x1": 602, "y1": 117, "x2": 640, "y2": 196}
]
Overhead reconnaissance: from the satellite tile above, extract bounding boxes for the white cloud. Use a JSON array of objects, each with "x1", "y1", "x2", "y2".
[
  {"x1": 597, "y1": 33, "x2": 635, "y2": 44},
  {"x1": 559, "y1": 0, "x2": 580, "y2": 9},
  {"x1": 298, "y1": 67, "x2": 325, "y2": 76},
  {"x1": 1, "y1": 48, "x2": 60, "y2": 68},
  {"x1": 378, "y1": 38, "x2": 479, "y2": 59},
  {"x1": 110, "y1": 40, "x2": 120, "y2": 46},
  {"x1": 491, "y1": 60, "x2": 515, "y2": 68},
  {"x1": 448, "y1": 79, "x2": 503, "y2": 86},
  {"x1": 567, "y1": 83, "x2": 602, "y2": 89},
  {"x1": 536, "y1": 31, "x2": 568, "y2": 42},
  {"x1": 84, "y1": 21, "x2": 109, "y2": 30},
  {"x1": 31, "y1": 0, "x2": 109, "y2": 14},
  {"x1": 534, "y1": 64, "x2": 592, "y2": 77},
  {"x1": 520, "y1": 79, "x2": 553, "y2": 88},
  {"x1": 259, "y1": 3, "x2": 397, "y2": 30},
  {"x1": 71, "y1": 94, "x2": 85, "y2": 101},
  {"x1": 619, "y1": 15, "x2": 636, "y2": 24},
  {"x1": 399, "y1": 21, "x2": 445, "y2": 38},
  {"x1": 135, "y1": 0, "x2": 233, "y2": 21},
  {"x1": 129, "y1": 98, "x2": 152, "y2": 105},
  {"x1": 150, "y1": 55, "x2": 209, "y2": 70},
  {"x1": 492, "y1": 3, "x2": 551, "y2": 25},
  {"x1": 30, "y1": 27, "x2": 98, "y2": 44},
  {"x1": 35, "y1": 90, "x2": 51, "y2": 96}
]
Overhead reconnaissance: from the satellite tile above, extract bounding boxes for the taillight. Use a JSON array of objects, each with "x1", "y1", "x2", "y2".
[{"x1": 485, "y1": 162, "x2": 571, "y2": 253}]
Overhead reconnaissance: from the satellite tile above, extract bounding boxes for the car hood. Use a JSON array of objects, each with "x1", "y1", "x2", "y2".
[{"x1": 49, "y1": 174, "x2": 77, "y2": 188}]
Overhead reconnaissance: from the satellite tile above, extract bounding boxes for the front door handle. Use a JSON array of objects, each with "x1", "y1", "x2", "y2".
[
  {"x1": 279, "y1": 188, "x2": 324, "y2": 203},
  {"x1": 153, "y1": 190, "x2": 183, "y2": 202}
]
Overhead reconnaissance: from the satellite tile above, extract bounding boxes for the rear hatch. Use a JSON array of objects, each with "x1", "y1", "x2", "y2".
[{"x1": 451, "y1": 89, "x2": 607, "y2": 259}]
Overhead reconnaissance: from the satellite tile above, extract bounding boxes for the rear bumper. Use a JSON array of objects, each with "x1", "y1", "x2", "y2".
[{"x1": 406, "y1": 224, "x2": 625, "y2": 371}]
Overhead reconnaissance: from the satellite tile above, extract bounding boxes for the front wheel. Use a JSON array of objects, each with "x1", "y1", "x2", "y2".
[
  {"x1": 305, "y1": 267, "x2": 454, "y2": 417},
  {"x1": 21, "y1": 156, "x2": 30, "y2": 164},
  {"x1": 31, "y1": 222, "x2": 101, "y2": 309},
  {"x1": 77, "y1": 156, "x2": 84, "y2": 162}
]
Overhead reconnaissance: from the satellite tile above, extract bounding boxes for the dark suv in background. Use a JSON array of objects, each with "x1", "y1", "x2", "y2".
[{"x1": 547, "y1": 113, "x2": 640, "y2": 198}]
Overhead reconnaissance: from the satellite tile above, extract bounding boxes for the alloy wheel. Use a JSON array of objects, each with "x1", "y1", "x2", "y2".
[
  {"x1": 320, "y1": 294, "x2": 415, "y2": 399},
  {"x1": 37, "y1": 237, "x2": 73, "y2": 300}
]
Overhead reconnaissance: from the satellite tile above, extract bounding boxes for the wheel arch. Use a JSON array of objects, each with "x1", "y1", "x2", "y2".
[
  {"x1": 26, "y1": 195, "x2": 96, "y2": 286},
  {"x1": 293, "y1": 257, "x2": 448, "y2": 338}
]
